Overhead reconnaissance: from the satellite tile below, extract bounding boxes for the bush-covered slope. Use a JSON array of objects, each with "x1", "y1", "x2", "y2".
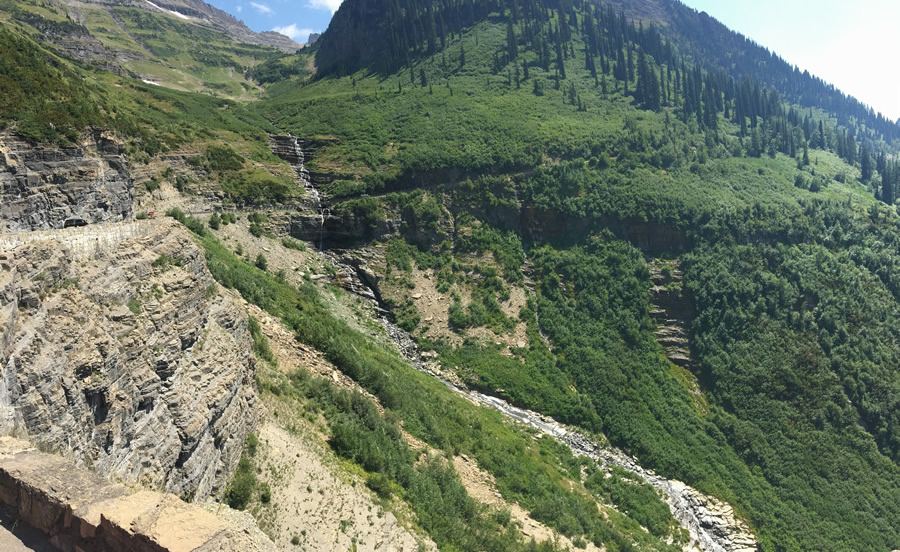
[
  {"x1": 255, "y1": 0, "x2": 900, "y2": 550},
  {"x1": 3, "y1": 0, "x2": 898, "y2": 548}
]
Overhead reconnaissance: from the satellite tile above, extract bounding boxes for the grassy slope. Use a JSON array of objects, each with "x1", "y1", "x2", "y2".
[
  {"x1": 254, "y1": 11, "x2": 900, "y2": 552},
  {"x1": 0, "y1": 16, "x2": 299, "y2": 203}
]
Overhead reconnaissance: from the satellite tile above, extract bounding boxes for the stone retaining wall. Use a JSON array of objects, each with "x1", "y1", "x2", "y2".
[{"x1": 0, "y1": 437, "x2": 277, "y2": 552}]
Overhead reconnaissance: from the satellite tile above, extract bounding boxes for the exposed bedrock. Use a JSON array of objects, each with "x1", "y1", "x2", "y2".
[
  {"x1": 0, "y1": 219, "x2": 257, "y2": 500},
  {"x1": 0, "y1": 131, "x2": 134, "y2": 233}
]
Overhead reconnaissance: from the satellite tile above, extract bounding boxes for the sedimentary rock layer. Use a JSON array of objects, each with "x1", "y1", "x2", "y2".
[
  {"x1": 0, "y1": 132, "x2": 133, "y2": 232},
  {"x1": 0, "y1": 219, "x2": 257, "y2": 499}
]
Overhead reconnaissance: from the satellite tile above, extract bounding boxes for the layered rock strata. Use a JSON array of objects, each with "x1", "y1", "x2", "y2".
[
  {"x1": 0, "y1": 132, "x2": 133, "y2": 232},
  {"x1": 0, "y1": 219, "x2": 257, "y2": 500},
  {"x1": 649, "y1": 259, "x2": 695, "y2": 368}
]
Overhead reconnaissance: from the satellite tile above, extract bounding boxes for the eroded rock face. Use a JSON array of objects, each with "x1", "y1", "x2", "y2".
[
  {"x1": 0, "y1": 220, "x2": 257, "y2": 500},
  {"x1": 0, "y1": 132, "x2": 134, "y2": 232}
]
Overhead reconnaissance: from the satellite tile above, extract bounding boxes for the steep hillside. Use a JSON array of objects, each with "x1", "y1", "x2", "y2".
[
  {"x1": 62, "y1": 0, "x2": 301, "y2": 51},
  {"x1": 2, "y1": 0, "x2": 899, "y2": 550},
  {"x1": 251, "y1": 0, "x2": 900, "y2": 550},
  {"x1": 0, "y1": 21, "x2": 307, "y2": 228}
]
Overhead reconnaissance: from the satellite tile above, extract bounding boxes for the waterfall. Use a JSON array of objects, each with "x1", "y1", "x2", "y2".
[{"x1": 269, "y1": 134, "x2": 328, "y2": 249}]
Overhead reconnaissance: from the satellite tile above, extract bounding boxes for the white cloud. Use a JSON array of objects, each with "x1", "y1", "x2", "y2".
[
  {"x1": 250, "y1": 2, "x2": 272, "y2": 14},
  {"x1": 271, "y1": 23, "x2": 316, "y2": 43},
  {"x1": 235, "y1": 4, "x2": 242, "y2": 12},
  {"x1": 307, "y1": 0, "x2": 342, "y2": 14}
]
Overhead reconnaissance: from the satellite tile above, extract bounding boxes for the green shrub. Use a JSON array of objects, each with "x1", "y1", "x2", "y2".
[
  {"x1": 206, "y1": 144, "x2": 244, "y2": 172},
  {"x1": 224, "y1": 457, "x2": 255, "y2": 510},
  {"x1": 282, "y1": 237, "x2": 307, "y2": 251},
  {"x1": 152, "y1": 254, "x2": 181, "y2": 270},
  {"x1": 365, "y1": 473, "x2": 393, "y2": 499},
  {"x1": 166, "y1": 207, "x2": 186, "y2": 223},
  {"x1": 249, "y1": 317, "x2": 276, "y2": 366}
]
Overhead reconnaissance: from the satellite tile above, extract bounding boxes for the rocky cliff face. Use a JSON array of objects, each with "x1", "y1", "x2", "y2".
[
  {"x1": 0, "y1": 219, "x2": 257, "y2": 500},
  {"x1": 0, "y1": 131, "x2": 133, "y2": 232},
  {"x1": 649, "y1": 259, "x2": 695, "y2": 368}
]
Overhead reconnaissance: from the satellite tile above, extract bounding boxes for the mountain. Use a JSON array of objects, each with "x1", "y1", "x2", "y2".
[
  {"x1": 261, "y1": 0, "x2": 900, "y2": 550},
  {"x1": 59, "y1": 0, "x2": 301, "y2": 51},
  {"x1": 0, "y1": 0, "x2": 301, "y2": 99},
  {"x1": 1, "y1": 0, "x2": 899, "y2": 551}
]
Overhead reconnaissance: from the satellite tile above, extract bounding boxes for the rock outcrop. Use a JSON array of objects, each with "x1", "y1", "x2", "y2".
[
  {"x1": 267, "y1": 134, "x2": 403, "y2": 247},
  {"x1": 0, "y1": 131, "x2": 133, "y2": 232},
  {"x1": 0, "y1": 436, "x2": 276, "y2": 552},
  {"x1": 0, "y1": 219, "x2": 257, "y2": 500},
  {"x1": 649, "y1": 259, "x2": 695, "y2": 368}
]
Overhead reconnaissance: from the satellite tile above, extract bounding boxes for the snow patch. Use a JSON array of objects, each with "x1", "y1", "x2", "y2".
[{"x1": 143, "y1": 0, "x2": 192, "y2": 21}]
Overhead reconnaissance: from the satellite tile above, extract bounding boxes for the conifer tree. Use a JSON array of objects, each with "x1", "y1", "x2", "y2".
[
  {"x1": 750, "y1": 128, "x2": 761, "y2": 157},
  {"x1": 861, "y1": 146, "x2": 873, "y2": 181},
  {"x1": 507, "y1": 19, "x2": 517, "y2": 61},
  {"x1": 883, "y1": 163, "x2": 894, "y2": 205},
  {"x1": 614, "y1": 48, "x2": 626, "y2": 82},
  {"x1": 555, "y1": 40, "x2": 566, "y2": 79}
]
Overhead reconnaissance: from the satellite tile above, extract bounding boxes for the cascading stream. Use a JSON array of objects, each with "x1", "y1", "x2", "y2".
[{"x1": 322, "y1": 251, "x2": 758, "y2": 552}]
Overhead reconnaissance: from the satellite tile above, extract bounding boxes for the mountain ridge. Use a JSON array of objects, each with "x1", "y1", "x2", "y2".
[{"x1": 62, "y1": 0, "x2": 302, "y2": 51}]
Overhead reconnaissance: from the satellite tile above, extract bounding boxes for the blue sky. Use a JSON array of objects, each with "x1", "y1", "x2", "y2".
[
  {"x1": 680, "y1": 0, "x2": 900, "y2": 121},
  {"x1": 205, "y1": 0, "x2": 343, "y2": 44},
  {"x1": 207, "y1": 0, "x2": 900, "y2": 121}
]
